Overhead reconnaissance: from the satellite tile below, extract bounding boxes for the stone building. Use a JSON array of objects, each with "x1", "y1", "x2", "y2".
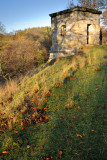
[{"x1": 49, "y1": 7, "x2": 102, "y2": 59}]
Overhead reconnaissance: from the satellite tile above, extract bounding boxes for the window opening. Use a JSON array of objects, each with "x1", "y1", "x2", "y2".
[
  {"x1": 87, "y1": 24, "x2": 91, "y2": 44},
  {"x1": 61, "y1": 25, "x2": 66, "y2": 36},
  {"x1": 100, "y1": 28, "x2": 102, "y2": 45}
]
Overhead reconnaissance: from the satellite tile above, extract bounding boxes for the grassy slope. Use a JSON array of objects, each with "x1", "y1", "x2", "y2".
[{"x1": 0, "y1": 45, "x2": 107, "y2": 160}]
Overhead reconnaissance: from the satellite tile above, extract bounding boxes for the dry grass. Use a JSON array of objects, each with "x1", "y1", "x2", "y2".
[
  {"x1": 0, "y1": 79, "x2": 19, "y2": 103},
  {"x1": 0, "y1": 45, "x2": 106, "y2": 130},
  {"x1": 87, "y1": 55, "x2": 92, "y2": 65},
  {"x1": 0, "y1": 46, "x2": 101, "y2": 106}
]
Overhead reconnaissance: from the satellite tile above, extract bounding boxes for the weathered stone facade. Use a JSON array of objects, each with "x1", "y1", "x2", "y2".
[{"x1": 49, "y1": 7, "x2": 102, "y2": 59}]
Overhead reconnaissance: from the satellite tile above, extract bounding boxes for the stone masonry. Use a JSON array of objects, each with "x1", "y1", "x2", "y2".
[{"x1": 49, "y1": 7, "x2": 102, "y2": 60}]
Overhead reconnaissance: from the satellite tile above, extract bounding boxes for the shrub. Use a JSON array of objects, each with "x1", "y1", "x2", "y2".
[{"x1": 0, "y1": 27, "x2": 52, "y2": 80}]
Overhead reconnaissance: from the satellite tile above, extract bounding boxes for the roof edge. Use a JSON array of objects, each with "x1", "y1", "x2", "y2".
[{"x1": 49, "y1": 7, "x2": 102, "y2": 17}]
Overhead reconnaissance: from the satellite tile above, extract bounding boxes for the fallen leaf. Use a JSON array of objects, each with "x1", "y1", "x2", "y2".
[
  {"x1": 15, "y1": 131, "x2": 18, "y2": 134},
  {"x1": 34, "y1": 89, "x2": 38, "y2": 93},
  {"x1": 95, "y1": 68, "x2": 101, "y2": 71},
  {"x1": 34, "y1": 107, "x2": 38, "y2": 111},
  {"x1": 22, "y1": 98, "x2": 24, "y2": 101},
  {"x1": 78, "y1": 106, "x2": 81, "y2": 109},
  {"x1": 71, "y1": 76, "x2": 76, "y2": 80},
  {"x1": 25, "y1": 91, "x2": 29, "y2": 94},
  {"x1": 57, "y1": 150, "x2": 63, "y2": 158},
  {"x1": 73, "y1": 116, "x2": 77, "y2": 119},
  {"x1": 55, "y1": 84, "x2": 60, "y2": 88},
  {"x1": 0, "y1": 102, "x2": 3, "y2": 106},
  {"x1": 91, "y1": 129, "x2": 95, "y2": 132},
  {"x1": 41, "y1": 146, "x2": 44, "y2": 149},
  {"x1": 27, "y1": 145, "x2": 30, "y2": 148},
  {"x1": 76, "y1": 134, "x2": 82, "y2": 138},
  {"x1": 40, "y1": 117, "x2": 44, "y2": 122},
  {"x1": 46, "y1": 90, "x2": 52, "y2": 97},
  {"x1": 2, "y1": 151, "x2": 9, "y2": 154},
  {"x1": 45, "y1": 117, "x2": 49, "y2": 120},
  {"x1": 85, "y1": 96, "x2": 87, "y2": 99},
  {"x1": 89, "y1": 148, "x2": 92, "y2": 151},
  {"x1": 21, "y1": 122, "x2": 24, "y2": 126},
  {"x1": 32, "y1": 114, "x2": 35, "y2": 118}
]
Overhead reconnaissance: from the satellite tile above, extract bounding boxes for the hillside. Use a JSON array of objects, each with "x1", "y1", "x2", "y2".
[
  {"x1": 0, "y1": 45, "x2": 107, "y2": 160},
  {"x1": 0, "y1": 27, "x2": 52, "y2": 83}
]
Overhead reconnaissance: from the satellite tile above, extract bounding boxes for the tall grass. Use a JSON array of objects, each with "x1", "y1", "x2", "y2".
[
  {"x1": 0, "y1": 45, "x2": 107, "y2": 159},
  {"x1": 0, "y1": 79, "x2": 19, "y2": 103},
  {"x1": 0, "y1": 45, "x2": 106, "y2": 125}
]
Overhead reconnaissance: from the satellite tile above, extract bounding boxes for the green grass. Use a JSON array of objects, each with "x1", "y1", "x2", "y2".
[{"x1": 0, "y1": 45, "x2": 107, "y2": 160}]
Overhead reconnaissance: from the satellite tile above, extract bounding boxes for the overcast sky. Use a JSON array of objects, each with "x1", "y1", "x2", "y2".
[{"x1": 0, "y1": 0, "x2": 78, "y2": 33}]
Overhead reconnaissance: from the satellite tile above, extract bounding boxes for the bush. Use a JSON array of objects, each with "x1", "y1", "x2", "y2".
[{"x1": 0, "y1": 27, "x2": 52, "y2": 80}]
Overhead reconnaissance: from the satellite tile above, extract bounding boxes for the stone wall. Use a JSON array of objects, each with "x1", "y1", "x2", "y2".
[{"x1": 50, "y1": 8, "x2": 101, "y2": 59}]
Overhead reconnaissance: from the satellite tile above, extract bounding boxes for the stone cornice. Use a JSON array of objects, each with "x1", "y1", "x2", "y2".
[{"x1": 49, "y1": 7, "x2": 102, "y2": 17}]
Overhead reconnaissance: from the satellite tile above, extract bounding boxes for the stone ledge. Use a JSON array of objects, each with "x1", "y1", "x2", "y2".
[
  {"x1": 49, "y1": 7, "x2": 102, "y2": 17},
  {"x1": 49, "y1": 52, "x2": 75, "y2": 60}
]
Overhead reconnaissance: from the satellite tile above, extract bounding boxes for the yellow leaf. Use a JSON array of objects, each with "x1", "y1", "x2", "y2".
[
  {"x1": 2, "y1": 151, "x2": 9, "y2": 154},
  {"x1": 27, "y1": 145, "x2": 30, "y2": 148},
  {"x1": 76, "y1": 134, "x2": 82, "y2": 138}
]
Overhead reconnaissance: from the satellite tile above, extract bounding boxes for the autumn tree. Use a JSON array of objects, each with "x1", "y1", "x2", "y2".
[
  {"x1": 77, "y1": 0, "x2": 107, "y2": 27},
  {"x1": 77, "y1": 0, "x2": 107, "y2": 9},
  {"x1": 102, "y1": 8, "x2": 107, "y2": 26}
]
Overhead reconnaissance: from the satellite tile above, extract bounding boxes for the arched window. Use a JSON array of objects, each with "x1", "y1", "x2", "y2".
[{"x1": 61, "y1": 25, "x2": 66, "y2": 36}]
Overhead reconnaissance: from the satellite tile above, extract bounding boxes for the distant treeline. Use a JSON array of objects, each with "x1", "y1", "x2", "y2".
[{"x1": 0, "y1": 27, "x2": 52, "y2": 82}]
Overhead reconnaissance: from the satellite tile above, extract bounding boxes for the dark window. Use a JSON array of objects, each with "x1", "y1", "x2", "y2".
[
  {"x1": 61, "y1": 25, "x2": 66, "y2": 36},
  {"x1": 87, "y1": 24, "x2": 91, "y2": 44},
  {"x1": 100, "y1": 28, "x2": 102, "y2": 45}
]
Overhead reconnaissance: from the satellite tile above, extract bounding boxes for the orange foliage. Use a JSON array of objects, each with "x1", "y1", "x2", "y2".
[{"x1": 0, "y1": 27, "x2": 52, "y2": 80}]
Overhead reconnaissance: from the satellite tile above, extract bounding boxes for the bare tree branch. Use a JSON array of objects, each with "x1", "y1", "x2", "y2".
[{"x1": 66, "y1": 0, "x2": 75, "y2": 9}]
